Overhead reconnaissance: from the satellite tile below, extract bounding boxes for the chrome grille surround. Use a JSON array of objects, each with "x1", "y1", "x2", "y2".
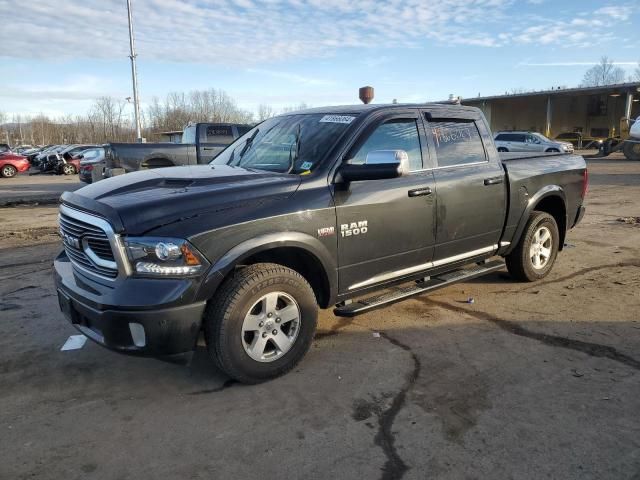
[{"x1": 58, "y1": 204, "x2": 130, "y2": 282}]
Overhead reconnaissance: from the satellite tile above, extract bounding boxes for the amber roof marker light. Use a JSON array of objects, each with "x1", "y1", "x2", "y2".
[{"x1": 359, "y1": 86, "x2": 374, "y2": 104}]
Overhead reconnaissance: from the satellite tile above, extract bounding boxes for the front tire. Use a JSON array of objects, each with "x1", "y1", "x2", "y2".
[
  {"x1": 505, "y1": 211, "x2": 559, "y2": 282},
  {"x1": 1, "y1": 165, "x2": 17, "y2": 178},
  {"x1": 546, "y1": 148, "x2": 560, "y2": 153},
  {"x1": 497, "y1": 147, "x2": 508, "y2": 152},
  {"x1": 204, "y1": 263, "x2": 318, "y2": 384},
  {"x1": 62, "y1": 164, "x2": 76, "y2": 175}
]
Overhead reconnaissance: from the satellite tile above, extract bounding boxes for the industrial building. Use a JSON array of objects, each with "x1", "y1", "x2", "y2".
[{"x1": 462, "y1": 82, "x2": 640, "y2": 144}]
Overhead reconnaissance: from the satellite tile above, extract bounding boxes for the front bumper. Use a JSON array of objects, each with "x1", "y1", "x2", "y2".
[{"x1": 54, "y1": 251, "x2": 206, "y2": 355}]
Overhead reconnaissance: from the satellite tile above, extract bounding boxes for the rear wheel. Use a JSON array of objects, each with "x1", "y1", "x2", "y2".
[
  {"x1": 623, "y1": 142, "x2": 640, "y2": 161},
  {"x1": 505, "y1": 211, "x2": 559, "y2": 282},
  {"x1": 62, "y1": 164, "x2": 76, "y2": 175},
  {"x1": 1, "y1": 165, "x2": 17, "y2": 178},
  {"x1": 497, "y1": 147, "x2": 508, "y2": 152},
  {"x1": 204, "y1": 263, "x2": 318, "y2": 383}
]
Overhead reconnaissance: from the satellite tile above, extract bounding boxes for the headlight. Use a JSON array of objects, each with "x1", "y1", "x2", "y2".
[{"x1": 123, "y1": 237, "x2": 209, "y2": 277}]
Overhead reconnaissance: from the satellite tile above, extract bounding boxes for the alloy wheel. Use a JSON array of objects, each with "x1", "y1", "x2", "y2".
[{"x1": 241, "y1": 291, "x2": 301, "y2": 362}]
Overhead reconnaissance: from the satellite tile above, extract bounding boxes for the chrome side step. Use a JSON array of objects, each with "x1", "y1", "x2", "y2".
[{"x1": 333, "y1": 260, "x2": 504, "y2": 317}]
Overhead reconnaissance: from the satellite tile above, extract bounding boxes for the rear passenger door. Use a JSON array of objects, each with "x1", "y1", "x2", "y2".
[
  {"x1": 422, "y1": 111, "x2": 506, "y2": 262},
  {"x1": 198, "y1": 125, "x2": 237, "y2": 163}
]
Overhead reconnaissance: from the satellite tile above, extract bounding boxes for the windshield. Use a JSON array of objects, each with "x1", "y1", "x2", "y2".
[
  {"x1": 533, "y1": 133, "x2": 551, "y2": 142},
  {"x1": 211, "y1": 113, "x2": 356, "y2": 174}
]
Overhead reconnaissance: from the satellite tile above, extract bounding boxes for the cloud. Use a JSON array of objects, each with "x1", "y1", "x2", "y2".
[
  {"x1": 519, "y1": 61, "x2": 639, "y2": 67},
  {"x1": 0, "y1": 0, "x2": 603, "y2": 67},
  {"x1": 246, "y1": 69, "x2": 335, "y2": 86},
  {"x1": 595, "y1": 5, "x2": 631, "y2": 20},
  {"x1": 0, "y1": 0, "x2": 636, "y2": 71}
]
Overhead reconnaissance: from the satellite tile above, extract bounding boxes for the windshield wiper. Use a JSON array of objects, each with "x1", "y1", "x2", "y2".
[{"x1": 238, "y1": 129, "x2": 259, "y2": 162}]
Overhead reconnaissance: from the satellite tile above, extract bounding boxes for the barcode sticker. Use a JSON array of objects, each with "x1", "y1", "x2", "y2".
[{"x1": 319, "y1": 115, "x2": 356, "y2": 124}]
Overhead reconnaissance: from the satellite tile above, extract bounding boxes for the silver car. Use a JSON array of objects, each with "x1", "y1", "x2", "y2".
[{"x1": 494, "y1": 131, "x2": 574, "y2": 153}]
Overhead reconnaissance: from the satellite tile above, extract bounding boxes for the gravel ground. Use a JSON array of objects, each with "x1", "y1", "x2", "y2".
[{"x1": 0, "y1": 157, "x2": 639, "y2": 480}]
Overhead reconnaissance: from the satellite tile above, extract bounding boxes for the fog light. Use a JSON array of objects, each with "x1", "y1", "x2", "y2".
[{"x1": 129, "y1": 322, "x2": 146, "y2": 347}]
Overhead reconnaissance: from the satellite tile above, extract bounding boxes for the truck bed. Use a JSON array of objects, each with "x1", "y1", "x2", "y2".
[{"x1": 499, "y1": 151, "x2": 570, "y2": 162}]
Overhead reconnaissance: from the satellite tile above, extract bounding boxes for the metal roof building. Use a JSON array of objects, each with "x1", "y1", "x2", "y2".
[{"x1": 462, "y1": 82, "x2": 640, "y2": 141}]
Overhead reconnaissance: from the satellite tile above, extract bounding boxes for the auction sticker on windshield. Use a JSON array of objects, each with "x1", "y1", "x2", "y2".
[{"x1": 319, "y1": 115, "x2": 356, "y2": 124}]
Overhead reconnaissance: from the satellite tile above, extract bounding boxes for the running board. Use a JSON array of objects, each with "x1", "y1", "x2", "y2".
[{"x1": 333, "y1": 259, "x2": 504, "y2": 317}]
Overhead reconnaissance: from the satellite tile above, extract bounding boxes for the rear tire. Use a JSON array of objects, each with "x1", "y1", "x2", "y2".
[
  {"x1": 505, "y1": 211, "x2": 559, "y2": 282},
  {"x1": 497, "y1": 147, "x2": 508, "y2": 152},
  {"x1": 204, "y1": 263, "x2": 318, "y2": 384},
  {"x1": 62, "y1": 164, "x2": 76, "y2": 175},
  {"x1": 1, "y1": 165, "x2": 17, "y2": 178}
]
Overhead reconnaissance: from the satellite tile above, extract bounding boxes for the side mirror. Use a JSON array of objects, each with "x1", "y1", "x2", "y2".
[{"x1": 338, "y1": 150, "x2": 410, "y2": 182}]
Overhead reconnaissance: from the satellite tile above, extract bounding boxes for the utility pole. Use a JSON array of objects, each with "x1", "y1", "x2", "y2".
[{"x1": 126, "y1": 0, "x2": 143, "y2": 142}]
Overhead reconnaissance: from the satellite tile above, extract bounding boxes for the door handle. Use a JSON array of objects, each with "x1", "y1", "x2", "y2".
[
  {"x1": 484, "y1": 177, "x2": 504, "y2": 186},
  {"x1": 408, "y1": 187, "x2": 432, "y2": 197}
]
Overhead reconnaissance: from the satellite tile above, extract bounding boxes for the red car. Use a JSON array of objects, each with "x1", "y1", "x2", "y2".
[{"x1": 0, "y1": 153, "x2": 30, "y2": 178}]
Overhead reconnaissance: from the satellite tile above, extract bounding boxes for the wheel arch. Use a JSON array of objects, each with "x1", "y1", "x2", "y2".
[
  {"x1": 141, "y1": 155, "x2": 175, "y2": 169},
  {"x1": 508, "y1": 186, "x2": 567, "y2": 254},
  {"x1": 199, "y1": 232, "x2": 337, "y2": 309}
]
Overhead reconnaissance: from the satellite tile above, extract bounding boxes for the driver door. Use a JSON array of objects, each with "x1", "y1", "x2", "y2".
[{"x1": 333, "y1": 112, "x2": 437, "y2": 294}]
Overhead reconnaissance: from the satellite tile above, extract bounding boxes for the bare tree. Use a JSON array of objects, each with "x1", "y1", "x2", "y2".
[
  {"x1": 581, "y1": 56, "x2": 626, "y2": 87},
  {"x1": 280, "y1": 103, "x2": 309, "y2": 113},
  {"x1": 257, "y1": 104, "x2": 276, "y2": 121}
]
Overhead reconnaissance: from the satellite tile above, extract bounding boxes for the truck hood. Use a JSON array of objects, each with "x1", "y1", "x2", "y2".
[{"x1": 62, "y1": 165, "x2": 301, "y2": 234}]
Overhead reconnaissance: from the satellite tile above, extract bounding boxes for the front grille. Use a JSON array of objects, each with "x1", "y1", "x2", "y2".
[{"x1": 59, "y1": 210, "x2": 118, "y2": 279}]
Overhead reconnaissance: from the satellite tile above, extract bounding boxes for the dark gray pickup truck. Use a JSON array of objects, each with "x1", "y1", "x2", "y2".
[
  {"x1": 104, "y1": 122, "x2": 251, "y2": 177},
  {"x1": 54, "y1": 103, "x2": 587, "y2": 383}
]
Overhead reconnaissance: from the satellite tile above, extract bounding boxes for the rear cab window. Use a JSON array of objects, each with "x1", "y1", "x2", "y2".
[
  {"x1": 204, "y1": 125, "x2": 235, "y2": 144},
  {"x1": 426, "y1": 119, "x2": 487, "y2": 168},
  {"x1": 182, "y1": 125, "x2": 196, "y2": 144}
]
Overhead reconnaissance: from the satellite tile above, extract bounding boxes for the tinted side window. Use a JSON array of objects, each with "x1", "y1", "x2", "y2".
[
  {"x1": 206, "y1": 125, "x2": 235, "y2": 143},
  {"x1": 495, "y1": 134, "x2": 508, "y2": 141},
  {"x1": 428, "y1": 120, "x2": 487, "y2": 168},
  {"x1": 350, "y1": 119, "x2": 423, "y2": 171}
]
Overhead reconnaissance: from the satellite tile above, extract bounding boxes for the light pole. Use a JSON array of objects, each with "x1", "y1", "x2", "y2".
[{"x1": 126, "y1": 0, "x2": 143, "y2": 142}]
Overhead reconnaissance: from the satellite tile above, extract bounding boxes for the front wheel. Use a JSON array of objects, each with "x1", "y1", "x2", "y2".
[
  {"x1": 546, "y1": 148, "x2": 560, "y2": 153},
  {"x1": 505, "y1": 211, "x2": 559, "y2": 282},
  {"x1": 497, "y1": 147, "x2": 508, "y2": 152},
  {"x1": 1, "y1": 165, "x2": 17, "y2": 178},
  {"x1": 204, "y1": 263, "x2": 318, "y2": 384},
  {"x1": 62, "y1": 164, "x2": 76, "y2": 175}
]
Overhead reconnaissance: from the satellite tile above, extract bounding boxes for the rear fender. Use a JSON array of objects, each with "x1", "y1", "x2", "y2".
[{"x1": 505, "y1": 185, "x2": 567, "y2": 255}]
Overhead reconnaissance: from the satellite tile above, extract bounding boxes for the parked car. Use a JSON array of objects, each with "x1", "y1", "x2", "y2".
[
  {"x1": 33, "y1": 145, "x2": 67, "y2": 167},
  {"x1": 104, "y1": 123, "x2": 252, "y2": 178},
  {"x1": 494, "y1": 131, "x2": 574, "y2": 153},
  {"x1": 54, "y1": 102, "x2": 587, "y2": 384},
  {"x1": 77, "y1": 147, "x2": 105, "y2": 183},
  {"x1": 554, "y1": 132, "x2": 603, "y2": 150},
  {"x1": 0, "y1": 152, "x2": 30, "y2": 178}
]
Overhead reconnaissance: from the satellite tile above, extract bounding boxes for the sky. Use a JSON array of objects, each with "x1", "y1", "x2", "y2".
[{"x1": 0, "y1": 0, "x2": 638, "y2": 119}]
